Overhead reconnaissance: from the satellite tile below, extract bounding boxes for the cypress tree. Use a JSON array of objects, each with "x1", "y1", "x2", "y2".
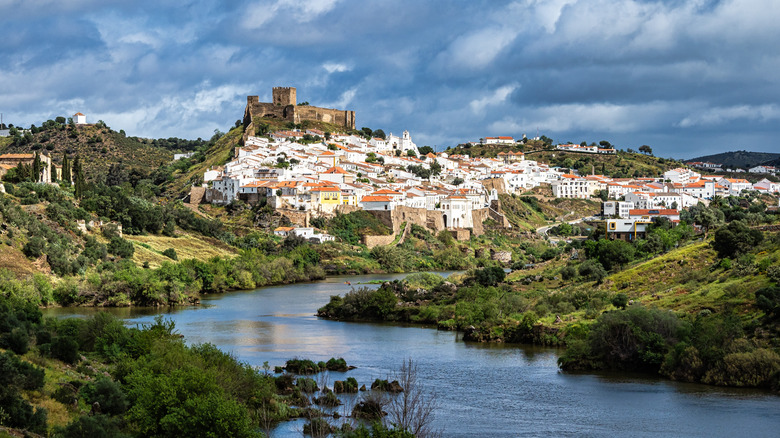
[
  {"x1": 32, "y1": 152, "x2": 42, "y2": 182},
  {"x1": 61, "y1": 153, "x2": 71, "y2": 185},
  {"x1": 73, "y1": 155, "x2": 86, "y2": 199}
]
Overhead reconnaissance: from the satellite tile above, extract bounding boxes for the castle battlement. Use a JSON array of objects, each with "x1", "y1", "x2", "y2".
[{"x1": 242, "y1": 87, "x2": 355, "y2": 144}]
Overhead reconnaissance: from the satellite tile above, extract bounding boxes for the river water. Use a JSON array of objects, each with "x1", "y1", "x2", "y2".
[{"x1": 44, "y1": 273, "x2": 780, "y2": 437}]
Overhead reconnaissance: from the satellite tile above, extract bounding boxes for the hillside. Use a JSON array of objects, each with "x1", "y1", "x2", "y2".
[
  {"x1": 687, "y1": 150, "x2": 780, "y2": 169},
  {"x1": 0, "y1": 123, "x2": 177, "y2": 180},
  {"x1": 446, "y1": 143, "x2": 681, "y2": 178}
]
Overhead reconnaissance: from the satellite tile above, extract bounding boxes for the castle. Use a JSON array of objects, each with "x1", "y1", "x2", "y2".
[{"x1": 242, "y1": 87, "x2": 355, "y2": 143}]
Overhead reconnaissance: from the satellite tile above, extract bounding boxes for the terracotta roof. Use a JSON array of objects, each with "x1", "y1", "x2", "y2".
[
  {"x1": 372, "y1": 189, "x2": 402, "y2": 195},
  {"x1": 324, "y1": 166, "x2": 350, "y2": 174},
  {"x1": 360, "y1": 195, "x2": 392, "y2": 202},
  {"x1": 274, "y1": 227, "x2": 295, "y2": 232},
  {"x1": 0, "y1": 153, "x2": 34, "y2": 159},
  {"x1": 309, "y1": 186, "x2": 340, "y2": 192},
  {"x1": 73, "y1": 112, "x2": 84, "y2": 116}
]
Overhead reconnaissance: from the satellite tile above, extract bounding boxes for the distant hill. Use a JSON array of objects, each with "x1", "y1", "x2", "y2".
[
  {"x1": 686, "y1": 150, "x2": 780, "y2": 169},
  {"x1": 446, "y1": 143, "x2": 682, "y2": 178}
]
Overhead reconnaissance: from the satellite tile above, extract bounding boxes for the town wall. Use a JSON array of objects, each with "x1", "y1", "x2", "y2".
[
  {"x1": 366, "y1": 206, "x2": 444, "y2": 235},
  {"x1": 278, "y1": 209, "x2": 310, "y2": 227},
  {"x1": 189, "y1": 186, "x2": 206, "y2": 204},
  {"x1": 471, "y1": 208, "x2": 489, "y2": 236},
  {"x1": 362, "y1": 234, "x2": 396, "y2": 249},
  {"x1": 482, "y1": 178, "x2": 507, "y2": 195},
  {"x1": 203, "y1": 188, "x2": 228, "y2": 204}
]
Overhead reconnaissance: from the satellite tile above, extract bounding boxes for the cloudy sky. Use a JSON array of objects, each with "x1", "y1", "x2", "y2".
[{"x1": 1, "y1": 0, "x2": 778, "y2": 158}]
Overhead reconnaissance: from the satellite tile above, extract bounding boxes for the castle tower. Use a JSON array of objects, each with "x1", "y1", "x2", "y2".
[{"x1": 272, "y1": 87, "x2": 297, "y2": 106}]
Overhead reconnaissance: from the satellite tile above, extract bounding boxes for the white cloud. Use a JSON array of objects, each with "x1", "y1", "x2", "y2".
[
  {"x1": 441, "y1": 28, "x2": 518, "y2": 70},
  {"x1": 242, "y1": 0, "x2": 340, "y2": 29},
  {"x1": 678, "y1": 104, "x2": 780, "y2": 128},
  {"x1": 469, "y1": 84, "x2": 518, "y2": 114},
  {"x1": 490, "y1": 102, "x2": 671, "y2": 134},
  {"x1": 323, "y1": 62, "x2": 350, "y2": 73}
]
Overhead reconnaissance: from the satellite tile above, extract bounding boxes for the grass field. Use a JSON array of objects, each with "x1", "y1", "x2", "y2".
[{"x1": 126, "y1": 231, "x2": 238, "y2": 268}]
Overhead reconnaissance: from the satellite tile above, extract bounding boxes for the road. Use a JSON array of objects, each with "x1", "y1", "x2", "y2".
[{"x1": 536, "y1": 216, "x2": 600, "y2": 244}]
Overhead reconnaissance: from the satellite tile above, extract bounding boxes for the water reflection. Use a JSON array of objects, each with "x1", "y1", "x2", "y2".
[{"x1": 41, "y1": 271, "x2": 780, "y2": 438}]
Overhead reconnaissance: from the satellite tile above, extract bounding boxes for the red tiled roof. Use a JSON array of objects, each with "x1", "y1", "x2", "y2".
[{"x1": 361, "y1": 195, "x2": 392, "y2": 202}]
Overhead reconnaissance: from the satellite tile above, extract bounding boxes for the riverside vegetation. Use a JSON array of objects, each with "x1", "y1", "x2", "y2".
[
  {"x1": 318, "y1": 194, "x2": 780, "y2": 391},
  {"x1": 0, "y1": 289, "x2": 437, "y2": 436}
]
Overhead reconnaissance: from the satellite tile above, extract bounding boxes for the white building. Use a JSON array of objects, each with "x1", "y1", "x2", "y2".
[
  {"x1": 602, "y1": 201, "x2": 635, "y2": 218},
  {"x1": 664, "y1": 168, "x2": 701, "y2": 185},
  {"x1": 440, "y1": 195, "x2": 473, "y2": 229},
  {"x1": 719, "y1": 178, "x2": 753, "y2": 195},
  {"x1": 73, "y1": 112, "x2": 87, "y2": 125},
  {"x1": 386, "y1": 130, "x2": 419, "y2": 156}
]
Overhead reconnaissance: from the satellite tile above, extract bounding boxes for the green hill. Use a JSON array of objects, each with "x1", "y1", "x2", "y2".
[{"x1": 0, "y1": 121, "x2": 183, "y2": 181}]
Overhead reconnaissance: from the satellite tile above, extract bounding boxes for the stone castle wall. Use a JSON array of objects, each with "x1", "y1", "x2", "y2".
[{"x1": 242, "y1": 88, "x2": 355, "y2": 144}]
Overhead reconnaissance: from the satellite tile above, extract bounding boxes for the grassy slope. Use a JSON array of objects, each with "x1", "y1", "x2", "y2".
[
  {"x1": 508, "y1": 235, "x2": 778, "y2": 327},
  {"x1": 126, "y1": 232, "x2": 238, "y2": 269},
  {"x1": 164, "y1": 127, "x2": 243, "y2": 198}
]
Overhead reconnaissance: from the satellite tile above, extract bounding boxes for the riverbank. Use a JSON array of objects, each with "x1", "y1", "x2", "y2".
[
  {"x1": 316, "y1": 266, "x2": 780, "y2": 392},
  {"x1": 41, "y1": 274, "x2": 780, "y2": 437}
]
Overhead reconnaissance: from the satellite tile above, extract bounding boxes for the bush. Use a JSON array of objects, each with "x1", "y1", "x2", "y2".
[
  {"x1": 56, "y1": 414, "x2": 128, "y2": 438},
  {"x1": 611, "y1": 293, "x2": 629, "y2": 310},
  {"x1": 162, "y1": 248, "x2": 178, "y2": 260},
  {"x1": 578, "y1": 260, "x2": 607, "y2": 283},
  {"x1": 108, "y1": 237, "x2": 134, "y2": 258},
  {"x1": 50, "y1": 336, "x2": 81, "y2": 364},
  {"x1": 712, "y1": 221, "x2": 763, "y2": 258},
  {"x1": 81, "y1": 378, "x2": 128, "y2": 416}
]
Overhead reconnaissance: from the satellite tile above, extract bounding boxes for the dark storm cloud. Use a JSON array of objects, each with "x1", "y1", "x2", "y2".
[{"x1": 0, "y1": 0, "x2": 778, "y2": 157}]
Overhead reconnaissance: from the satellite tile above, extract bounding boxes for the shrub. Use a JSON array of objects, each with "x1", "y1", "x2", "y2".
[
  {"x1": 712, "y1": 221, "x2": 763, "y2": 258},
  {"x1": 611, "y1": 293, "x2": 629, "y2": 310},
  {"x1": 578, "y1": 260, "x2": 606, "y2": 283},
  {"x1": 81, "y1": 378, "x2": 128, "y2": 416},
  {"x1": 162, "y1": 248, "x2": 178, "y2": 260},
  {"x1": 50, "y1": 336, "x2": 81, "y2": 364},
  {"x1": 108, "y1": 237, "x2": 134, "y2": 258}
]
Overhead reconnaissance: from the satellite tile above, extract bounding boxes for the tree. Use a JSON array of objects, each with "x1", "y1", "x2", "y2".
[
  {"x1": 61, "y1": 153, "x2": 71, "y2": 185},
  {"x1": 639, "y1": 145, "x2": 653, "y2": 155},
  {"x1": 73, "y1": 155, "x2": 86, "y2": 199},
  {"x1": 373, "y1": 129, "x2": 386, "y2": 139},
  {"x1": 32, "y1": 152, "x2": 42, "y2": 182},
  {"x1": 386, "y1": 359, "x2": 439, "y2": 438},
  {"x1": 106, "y1": 163, "x2": 128, "y2": 186},
  {"x1": 361, "y1": 127, "x2": 373, "y2": 138},
  {"x1": 712, "y1": 220, "x2": 763, "y2": 258},
  {"x1": 418, "y1": 146, "x2": 434, "y2": 156},
  {"x1": 599, "y1": 140, "x2": 612, "y2": 148},
  {"x1": 452, "y1": 177, "x2": 464, "y2": 186}
]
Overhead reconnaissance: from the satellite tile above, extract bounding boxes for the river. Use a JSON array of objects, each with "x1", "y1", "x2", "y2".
[{"x1": 44, "y1": 272, "x2": 780, "y2": 437}]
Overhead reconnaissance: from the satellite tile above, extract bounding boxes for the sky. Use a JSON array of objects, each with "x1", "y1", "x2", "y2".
[{"x1": 1, "y1": 0, "x2": 779, "y2": 159}]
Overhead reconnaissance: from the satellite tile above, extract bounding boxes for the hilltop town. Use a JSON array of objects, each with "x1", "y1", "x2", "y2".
[{"x1": 189, "y1": 91, "x2": 780, "y2": 244}]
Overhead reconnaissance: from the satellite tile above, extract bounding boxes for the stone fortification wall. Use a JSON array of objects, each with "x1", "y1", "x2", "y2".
[
  {"x1": 489, "y1": 200, "x2": 512, "y2": 228},
  {"x1": 362, "y1": 234, "x2": 396, "y2": 249},
  {"x1": 471, "y1": 208, "x2": 489, "y2": 236},
  {"x1": 278, "y1": 209, "x2": 310, "y2": 227},
  {"x1": 366, "y1": 206, "x2": 443, "y2": 234},
  {"x1": 189, "y1": 186, "x2": 206, "y2": 204},
  {"x1": 242, "y1": 88, "x2": 356, "y2": 144},
  {"x1": 482, "y1": 178, "x2": 507, "y2": 195},
  {"x1": 203, "y1": 188, "x2": 227, "y2": 204}
]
